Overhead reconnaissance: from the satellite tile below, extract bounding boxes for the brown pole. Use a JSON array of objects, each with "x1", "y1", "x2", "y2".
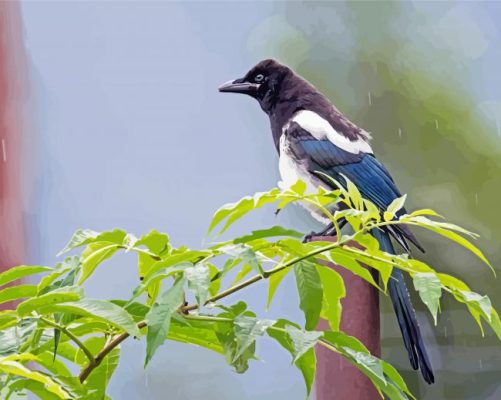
[
  {"x1": 314, "y1": 237, "x2": 381, "y2": 400},
  {"x1": 0, "y1": 3, "x2": 27, "y2": 309}
]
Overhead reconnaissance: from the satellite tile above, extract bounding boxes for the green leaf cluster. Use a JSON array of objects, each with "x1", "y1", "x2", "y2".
[{"x1": 0, "y1": 179, "x2": 497, "y2": 399}]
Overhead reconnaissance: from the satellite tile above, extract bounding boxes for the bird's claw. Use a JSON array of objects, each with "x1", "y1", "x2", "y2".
[{"x1": 302, "y1": 231, "x2": 315, "y2": 243}]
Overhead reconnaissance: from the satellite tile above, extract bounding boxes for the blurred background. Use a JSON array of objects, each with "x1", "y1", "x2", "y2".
[{"x1": 1, "y1": 1, "x2": 500, "y2": 399}]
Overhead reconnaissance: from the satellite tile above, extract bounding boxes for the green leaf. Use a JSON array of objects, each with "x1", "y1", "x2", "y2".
[
  {"x1": 329, "y1": 251, "x2": 380, "y2": 289},
  {"x1": 0, "y1": 266, "x2": 51, "y2": 288},
  {"x1": 58, "y1": 229, "x2": 100, "y2": 255},
  {"x1": 294, "y1": 261, "x2": 323, "y2": 330},
  {"x1": 185, "y1": 263, "x2": 210, "y2": 308},
  {"x1": 38, "y1": 257, "x2": 80, "y2": 295},
  {"x1": 409, "y1": 209, "x2": 443, "y2": 218},
  {"x1": 412, "y1": 273, "x2": 441, "y2": 325},
  {"x1": 110, "y1": 301, "x2": 150, "y2": 322},
  {"x1": 321, "y1": 332, "x2": 413, "y2": 399},
  {"x1": 145, "y1": 250, "x2": 211, "y2": 280},
  {"x1": 64, "y1": 319, "x2": 110, "y2": 336},
  {"x1": 58, "y1": 228, "x2": 127, "y2": 256},
  {"x1": 207, "y1": 263, "x2": 221, "y2": 297},
  {"x1": 232, "y1": 264, "x2": 252, "y2": 286},
  {"x1": 345, "y1": 177, "x2": 363, "y2": 210},
  {"x1": 386, "y1": 194, "x2": 407, "y2": 218},
  {"x1": 17, "y1": 286, "x2": 83, "y2": 317},
  {"x1": 168, "y1": 319, "x2": 224, "y2": 354},
  {"x1": 233, "y1": 315, "x2": 275, "y2": 360},
  {"x1": 40, "y1": 299, "x2": 140, "y2": 337},
  {"x1": 50, "y1": 342, "x2": 81, "y2": 365},
  {"x1": 135, "y1": 230, "x2": 171, "y2": 281},
  {"x1": 6, "y1": 379, "x2": 62, "y2": 400},
  {"x1": 406, "y1": 217, "x2": 492, "y2": 271},
  {"x1": 78, "y1": 337, "x2": 120, "y2": 399},
  {"x1": 78, "y1": 242, "x2": 120, "y2": 284},
  {"x1": 214, "y1": 316, "x2": 256, "y2": 373},
  {"x1": 290, "y1": 179, "x2": 307, "y2": 195},
  {"x1": 363, "y1": 199, "x2": 381, "y2": 222},
  {"x1": 266, "y1": 266, "x2": 291, "y2": 310},
  {"x1": 0, "y1": 319, "x2": 37, "y2": 356},
  {"x1": 284, "y1": 325, "x2": 322, "y2": 362},
  {"x1": 0, "y1": 356, "x2": 70, "y2": 399},
  {"x1": 267, "y1": 319, "x2": 316, "y2": 397},
  {"x1": 345, "y1": 247, "x2": 393, "y2": 290},
  {"x1": 129, "y1": 262, "x2": 191, "y2": 304},
  {"x1": 233, "y1": 226, "x2": 303, "y2": 244},
  {"x1": 135, "y1": 230, "x2": 171, "y2": 255},
  {"x1": 35, "y1": 351, "x2": 72, "y2": 377},
  {"x1": 208, "y1": 188, "x2": 281, "y2": 234},
  {"x1": 0, "y1": 285, "x2": 38, "y2": 306},
  {"x1": 322, "y1": 331, "x2": 385, "y2": 385},
  {"x1": 353, "y1": 232, "x2": 379, "y2": 252},
  {"x1": 0, "y1": 311, "x2": 17, "y2": 330},
  {"x1": 381, "y1": 360, "x2": 413, "y2": 398},
  {"x1": 145, "y1": 278, "x2": 185, "y2": 366},
  {"x1": 223, "y1": 244, "x2": 264, "y2": 276},
  {"x1": 316, "y1": 265, "x2": 345, "y2": 331}
]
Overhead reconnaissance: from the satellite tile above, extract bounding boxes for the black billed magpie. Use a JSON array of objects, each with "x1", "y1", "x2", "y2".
[{"x1": 219, "y1": 59, "x2": 434, "y2": 384}]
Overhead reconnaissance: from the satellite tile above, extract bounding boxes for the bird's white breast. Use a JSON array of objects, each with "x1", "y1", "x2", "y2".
[{"x1": 278, "y1": 134, "x2": 331, "y2": 224}]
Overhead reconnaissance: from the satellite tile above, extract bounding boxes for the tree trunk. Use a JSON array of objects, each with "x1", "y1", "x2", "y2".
[
  {"x1": 0, "y1": 2, "x2": 27, "y2": 309},
  {"x1": 313, "y1": 236, "x2": 381, "y2": 400}
]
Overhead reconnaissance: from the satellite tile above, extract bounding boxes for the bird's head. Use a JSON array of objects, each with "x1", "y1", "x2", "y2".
[{"x1": 218, "y1": 59, "x2": 292, "y2": 112}]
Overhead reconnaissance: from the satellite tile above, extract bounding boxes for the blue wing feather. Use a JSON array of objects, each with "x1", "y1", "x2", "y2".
[{"x1": 286, "y1": 123, "x2": 424, "y2": 251}]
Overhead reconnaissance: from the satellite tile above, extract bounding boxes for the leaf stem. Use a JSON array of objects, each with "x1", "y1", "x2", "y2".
[
  {"x1": 120, "y1": 246, "x2": 162, "y2": 261},
  {"x1": 39, "y1": 316, "x2": 95, "y2": 365},
  {"x1": 302, "y1": 198, "x2": 341, "y2": 241}
]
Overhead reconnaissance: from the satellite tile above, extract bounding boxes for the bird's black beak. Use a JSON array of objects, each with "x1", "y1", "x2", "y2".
[{"x1": 218, "y1": 77, "x2": 260, "y2": 95}]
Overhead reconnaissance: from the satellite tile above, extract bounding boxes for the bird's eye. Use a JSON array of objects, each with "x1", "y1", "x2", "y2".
[{"x1": 254, "y1": 74, "x2": 264, "y2": 83}]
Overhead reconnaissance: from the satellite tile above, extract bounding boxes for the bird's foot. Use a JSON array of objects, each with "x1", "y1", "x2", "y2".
[{"x1": 302, "y1": 231, "x2": 316, "y2": 243}]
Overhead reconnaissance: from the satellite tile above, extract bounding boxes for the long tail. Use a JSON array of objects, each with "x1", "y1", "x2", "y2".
[{"x1": 372, "y1": 228, "x2": 435, "y2": 384}]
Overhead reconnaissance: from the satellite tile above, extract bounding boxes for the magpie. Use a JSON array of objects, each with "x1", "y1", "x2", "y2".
[{"x1": 219, "y1": 59, "x2": 434, "y2": 384}]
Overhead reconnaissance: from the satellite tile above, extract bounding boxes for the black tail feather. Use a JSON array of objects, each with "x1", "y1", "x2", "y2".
[{"x1": 373, "y1": 229, "x2": 435, "y2": 384}]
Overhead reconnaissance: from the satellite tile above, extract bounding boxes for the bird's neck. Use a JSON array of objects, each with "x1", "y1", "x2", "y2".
[
  {"x1": 268, "y1": 88, "x2": 332, "y2": 151},
  {"x1": 269, "y1": 100, "x2": 301, "y2": 151}
]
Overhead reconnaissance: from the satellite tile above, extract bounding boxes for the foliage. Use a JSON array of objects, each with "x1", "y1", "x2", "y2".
[{"x1": 0, "y1": 179, "x2": 497, "y2": 399}]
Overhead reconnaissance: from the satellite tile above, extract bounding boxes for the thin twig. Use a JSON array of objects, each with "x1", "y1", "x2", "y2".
[
  {"x1": 79, "y1": 321, "x2": 147, "y2": 382},
  {"x1": 39, "y1": 316, "x2": 95, "y2": 365}
]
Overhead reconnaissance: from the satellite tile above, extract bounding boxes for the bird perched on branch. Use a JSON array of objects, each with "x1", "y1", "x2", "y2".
[{"x1": 218, "y1": 59, "x2": 434, "y2": 384}]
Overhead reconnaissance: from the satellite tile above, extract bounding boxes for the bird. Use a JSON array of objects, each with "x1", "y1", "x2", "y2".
[{"x1": 218, "y1": 59, "x2": 434, "y2": 384}]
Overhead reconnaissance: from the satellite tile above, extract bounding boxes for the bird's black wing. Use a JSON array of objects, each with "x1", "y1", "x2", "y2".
[{"x1": 285, "y1": 122, "x2": 423, "y2": 252}]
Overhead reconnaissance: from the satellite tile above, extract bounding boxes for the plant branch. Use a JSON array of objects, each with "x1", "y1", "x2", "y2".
[
  {"x1": 182, "y1": 240, "x2": 344, "y2": 312},
  {"x1": 78, "y1": 218, "x2": 402, "y2": 383},
  {"x1": 39, "y1": 316, "x2": 95, "y2": 365},
  {"x1": 79, "y1": 321, "x2": 147, "y2": 383}
]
